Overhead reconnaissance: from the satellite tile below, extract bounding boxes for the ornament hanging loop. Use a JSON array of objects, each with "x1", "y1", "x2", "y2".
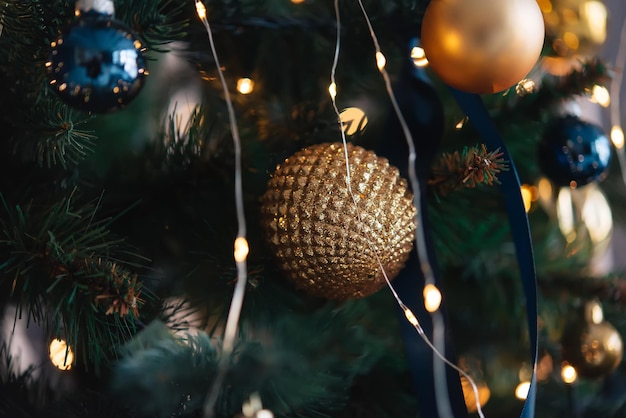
[{"x1": 76, "y1": 0, "x2": 115, "y2": 16}]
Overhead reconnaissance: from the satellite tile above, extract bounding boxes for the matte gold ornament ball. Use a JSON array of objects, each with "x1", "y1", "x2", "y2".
[
  {"x1": 421, "y1": 0, "x2": 545, "y2": 94},
  {"x1": 260, "y1": 143, "x2": 416, "y2": 300}
]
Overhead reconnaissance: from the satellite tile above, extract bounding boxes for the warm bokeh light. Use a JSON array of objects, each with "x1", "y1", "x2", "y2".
[
  {"x1": 328, "y1": 82, "x2": 337, "y2": 99},
  {"x1": 590, "y1": 302, "x2": 604, "y2": 324},
  {"x1": 611, "y1": 125, "x2": 624, "y2": 149},
  {"x1": 515, "y1": 381, "x2": 531, "y2": 400},
  {"x1": 339, "y1": 107, "x2": 368, "y2": 135},
  {"x1": 410, "y1": 46, "x2": 429, "y2": 67},
  {"x1": 291, "y1": 0, "x2": 305, "y2": 3},
  {"x1": 49, "y1": 339, "x2": 74, "y2": 370},
  {"x1": 581, "y1": 186, "x2": 613, "y2": 244},
  {"x1": 234, "y1": 237, "x2": 249, "y2": 262},
  {"x1": 195, "y1": 0, "x2": 207, "y2": 20},
  {"x1": 375, "y1": 52, "x2": 386, "y2": 71},
  {"x1": 423, "y1": 284, "x2": 442, "y2": 313},
  {"x1": 590, "y1": 84, "x2": 610, "y2": 107},
  {"x1": 536, "y1": 0, "x2": 552, "y2": 13},
  {"x1": 561, "y1": 363, "x2": 577, "y2": 384},
  {"x1": 583, "y1": 1, "x2": 607, "y2": 43},
  {"x1": 537, "y1": 178, "x2": 552, "y2": 202},
  {"x1": 557, "y1": 187, "x2": 576, "y2": 243},
  {"x1": 516, "y1": 79, "x2": 536, "y2": 96},
  {"x1": 461, "y1": 376, "x2": 490, "y2": 413},
  {"x1": 521, "y1": 185, "x2": 533, "y2": 213},
  {"x1": 455, "y1": 117, "x2": 467, "y2": 130},
  {"x1": 237, "y1": 77, "x2": 255, "y2": 95},
  {"x1": 563, "y1": 32, "x2": 580, "y2": 50}
]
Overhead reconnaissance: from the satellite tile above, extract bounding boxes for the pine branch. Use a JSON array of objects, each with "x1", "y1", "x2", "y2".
[
  {"x1": 428, "y1": 144, "x2": 509, "y2": 195},
  {"x1": 0, "y1": 191, "x2": 147, "y2": 367},
  {"x1": 540, "y1": 273, "x2": 626, "y2": 307},
  {"x1": 505, "y1": 58, "x2": 612, "y2": 119}
]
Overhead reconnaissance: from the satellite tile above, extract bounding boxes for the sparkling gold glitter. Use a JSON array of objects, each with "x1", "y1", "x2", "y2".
[{"x1": 260, "y1": 142, "x2": 416, "y2": 300}]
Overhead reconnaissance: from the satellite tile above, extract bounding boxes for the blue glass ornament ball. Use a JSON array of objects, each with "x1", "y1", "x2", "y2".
[
  {"x1": 538, "y1": 115, "x2": 611, "y2": 187},
  {"x1": 46, "y1": 13, "x2": 148, "y2": 113}
]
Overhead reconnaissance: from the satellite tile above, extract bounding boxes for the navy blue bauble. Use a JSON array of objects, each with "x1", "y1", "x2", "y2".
[
  {"x1": 46, "y1": 12, "x2": 147, "y2": 113},
  {"x1": 539, "y1": 115, "x2": 611, "y2": 187}
]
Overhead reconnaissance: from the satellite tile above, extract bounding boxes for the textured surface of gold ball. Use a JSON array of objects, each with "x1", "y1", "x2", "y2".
[
  {"x1": 421, "y1": 0, "x2": 545, "y2": 94},
  {"x1": 260, "y1": 142, "x2": 416, "y2": 300},
  {"x1": 562, "y1": 320, "x2": 624, "y2": 379}
]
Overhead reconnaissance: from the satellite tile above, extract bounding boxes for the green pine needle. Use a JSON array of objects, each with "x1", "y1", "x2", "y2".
[{"x1": 0, "y1": 191, "x2": 147, "y2": 368}]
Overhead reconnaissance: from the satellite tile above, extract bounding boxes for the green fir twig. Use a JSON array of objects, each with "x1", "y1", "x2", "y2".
[
  {"x1": 0, "y1": 191, "x2": 147, "y2": 367},
  {"x1": 428, "y1": 144, "x2": 509, "y2": 195}
]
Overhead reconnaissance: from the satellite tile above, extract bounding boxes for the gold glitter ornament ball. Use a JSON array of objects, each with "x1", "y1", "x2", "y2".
[
  {"x1": 421, "y1": 0, "x2": 545, "y2": 94},
  {"x1": 260, "y1": 142, "x2": 416, "y2": 300}
]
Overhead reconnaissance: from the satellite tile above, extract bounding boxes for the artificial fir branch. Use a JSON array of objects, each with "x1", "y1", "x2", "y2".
[
  {"x1": 507, "y1": 58, "x2": 612, "y2": 119},
  {"x1": 428, "y1": 144, "x2": 509, "y2": 195},
  {"x1": 32, "y1": 101, "x2": 97, "y2": 168},
  {"x1": 0, "y1": 192, "x2": 146, "y2": 367},
  {"x1": 540, "y1": 273, "x2": 626, "y2": 306}
]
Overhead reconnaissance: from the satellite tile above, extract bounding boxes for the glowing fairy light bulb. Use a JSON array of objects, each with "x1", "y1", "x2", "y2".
[
  {"x1": 611, "y1": 126, "x2": 624, "y2": 149},
  {"x1": 234, "y1": 237, "x2": 249, "y2": 262},
  {"x1": 49, "y1": 338, "x2": 74, "y2": 370},
  {"x1": 404, "y1": 307, "x2": 419, "y2": 326},
  {"x1": 411, "y1": 46, "x2": 428, "y2": 67},
  {"x1": 237, "y1": 77, "x2": 254, "y2": 94},
  {"x1": 515, "y1": 381, "x2": 531, "y2": 400},
  {"x1": 328, "y1": 82, "x2": 337, "y2": 99},
  {"x1": 561, "y1": 363, "x2": 577, "y2": 384},
  {"x1": 375, "y1": 52, "x2": 386, "y2": 71},
  {"x1": 195, "y1": 0, "x2": 207, "y2": 20},
  {"x1": 423, "y1": 284, "x2": 442, "y2": 313}
]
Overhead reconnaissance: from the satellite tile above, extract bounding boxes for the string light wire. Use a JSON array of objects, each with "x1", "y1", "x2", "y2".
[
  {"x1": 195, "y1": 2, "x2": 250, "y2": 417},
  {"x1": 329, "y1": 0, "x2": 485, "y2": 417}
]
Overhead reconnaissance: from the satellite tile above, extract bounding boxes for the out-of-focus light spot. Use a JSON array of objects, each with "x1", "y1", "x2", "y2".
[
  {"x1": 611, "y1": 126, "x2": 624, "y2": 149},
  {"x1": 583, "y1": 1, "x2": 607, "y2": 43},
  {"x1": 563, "y1": 32, "x2": 580, "y2": 50},
  {"x1": 516, "y1": 79, "x2": 536, "y2": 96},
  {"x1": 49, "y1": 339, "x2": 73, "y2": 370},
  {"x1": 589, "y1": 84, "x2": 610, "y2": 107},
  {"x1": 423, "y1": 284, "x2": 442, "y2": 313},
  {"x1": 237, "y1": 78, "x2": 254, "y2": 95},
  {"x1": 521, "y1": 185, "x2": 533, "y2": 212},
  {"x1": 561, "y1": 363, "x2": 577, "y2": 384},
  {"x1": 581, "y1": 187, "x2": 613, "y2": 244},
  {"x1": 515, "y1": 381, "x2": 531, "y2": 400},
  {"x1": 339, "y1": 107, "x2": 369, "y2": 135},
  {"x1": 376, "y1": 52, "x2": 386, "y2": 71},
  {"x1": 411, "y1": 46, "x2": 429, "y2": 67}
]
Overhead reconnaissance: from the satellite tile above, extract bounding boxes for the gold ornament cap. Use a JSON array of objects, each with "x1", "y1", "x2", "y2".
[{"x1": 260, "y1": 142, "x2": 416, "y2": 300}]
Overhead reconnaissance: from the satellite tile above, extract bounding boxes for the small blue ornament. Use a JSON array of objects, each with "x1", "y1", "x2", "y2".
[
  {"x1": 46, "y1": 11, "x2": 148, "y2": 113},
  {"x1": 538, "y1": 115, "x2": 611, "y2": 187}
]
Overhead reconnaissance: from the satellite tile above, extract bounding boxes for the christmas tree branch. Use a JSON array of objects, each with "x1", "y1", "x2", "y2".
[
  {"x1": 539, "y1": 273, "x2": 626, "y2": 306},
  {"x1": 0, "y1": 191, "x2": 147, "y2": 367},
  {"x1": 507, "y1": 58, "x2": 612, "y2": 119},
  {"x1": 428, "y1": 144, "x2": 509, "y2": 195}
]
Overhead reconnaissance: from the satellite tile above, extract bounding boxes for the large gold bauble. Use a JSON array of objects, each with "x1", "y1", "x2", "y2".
[
  {"x1": 421, "y1": 0, "x2": 545, "y2": 94},
  {"x1": 561, "y1": 302, "x2": 624, "y2": 379},
  {"x1": 260, "y1": 142, "x2": 416, "y2": 300}
]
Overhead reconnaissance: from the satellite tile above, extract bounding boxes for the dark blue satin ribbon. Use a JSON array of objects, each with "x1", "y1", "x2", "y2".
[{"x1": 449, "y1": 88, "x2": 538, "y2": 418}]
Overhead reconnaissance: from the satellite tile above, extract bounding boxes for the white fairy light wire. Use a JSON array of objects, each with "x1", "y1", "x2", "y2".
[
  {"x1": 330, "y1": 1, "x2": 485, "y2": 417},
  {"x1": 195, "y1": 2, "x2": 250, "y2": 418},
  {"x1": 609, "y1": 15, "x2": 626, "y2": 185}
]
